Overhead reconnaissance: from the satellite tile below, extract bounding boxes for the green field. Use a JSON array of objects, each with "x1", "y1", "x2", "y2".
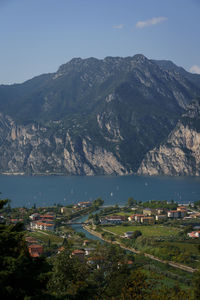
[
  {"x1": 115, "y1": 212, "x2": 134, "y2": 217},
  {"x1": 104, "y1": 225, "x2": 180, "y2": 237},
  {"x1": 162, "y1": 241, "x2": 200, "y2": 255}
]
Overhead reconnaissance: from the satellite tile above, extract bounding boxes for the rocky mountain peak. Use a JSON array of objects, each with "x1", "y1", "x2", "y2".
[{"x1": 133, "y1": 53, "x2": 148, "y2": 63}]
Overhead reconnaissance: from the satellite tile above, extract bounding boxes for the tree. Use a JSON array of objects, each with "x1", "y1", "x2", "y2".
[
  {"x1": 93, "y1": 214, "x2": 100, "y2": 225},
  {"x1": 0, "y1": 198, "x2": 9, "y2": 209},
  {"x1": 88, "y1": 244, "x2": 130, "y2": 299},
  {"x1": 93, "y1": 197, "x2": 104, "y2": 207},
  {"x1": 183, "y1": 225, "x2": 193, "y2": 234},
  {"x1": 192, "y1": 246, "x2": 200, "y2": 300},
  {"x1": 133, "y1": 230, "x2": 142, "y2": 239},
  {"x1": 120, "y1": 270, "x2": 152, "y2": 300},
  {"x1": 62, "y1": 237, "x2": 68, "y2": 247},
  {"x1": 127, "y1": 197, "x2": 137, "y2": 207},
  {"x1": 48, "y1": 251, "x2": 95, "y2": 299}
]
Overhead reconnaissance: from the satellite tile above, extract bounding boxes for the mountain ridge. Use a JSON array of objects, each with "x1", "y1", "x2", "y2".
[{"x1": 0, "y1": 54, "x2": 200, "y2": 176}]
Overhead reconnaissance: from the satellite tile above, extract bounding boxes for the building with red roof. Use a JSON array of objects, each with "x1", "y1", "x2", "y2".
[{"x1": 28, "y1": 244, "x2": 43, "y2": 257}]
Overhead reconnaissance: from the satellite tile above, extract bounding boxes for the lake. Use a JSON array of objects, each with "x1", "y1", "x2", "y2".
[{"x1": 0, "y1": 175, "x2": 200, "y2": 208}]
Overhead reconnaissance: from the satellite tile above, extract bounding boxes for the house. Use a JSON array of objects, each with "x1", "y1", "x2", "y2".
[
  {"x1": 39, "y1": 218, "x2": 54, "y2": 224},
  {"x1": 141, "y1": 216, "x2": 154, "y2": 224},
  {"x1": 84, "y1": 248, "x2": 95, "y2": 256},
  {"x1": 118, "y1": 260, "x2": 134, "y2": 268},
  {"x1": 30, "y1": 221, "x2": 54, "y2": 231},
  {"x1": 105, "y1": 215, "x2": 126, "y2": 224},
  {"x1": 127, "y1": 260, "x2": 134, "y2": 268},
  {"x1": 167, "y1": 210, "x2": 180, "y2": 218},
  {"x1": 28, "y1": 244, "x2": 43, "y2": 257},
  {"x1": 156, "y1": 209, "x2": 164, "y2": 215},
  {"x1": 83, "y1": 240, "x2": 90, "y2": 246},
  {"x1": 143, "y1": 208, "x2": 153, "y2": 216},
  {"x1": 187, "y1": 231, "x2": 200, "y2": 238},
  {"x1": 177, "y1": 206, "x2": 187, "y2": 211},
  {"x1": 77, "y1": 201, "x2": 92, "y2": 208},
  {"x1": 188, "y1": 212, "x2": 200, "y2": 219},
  {"x1": 124, "y1": 231, "x2": 134, "y2": 238},
  {"x1": 29, "y1": 213, "x2": 40, "y2": 221},
  {"x1": 73, "y1": 204, "x2": 79, "y2": 209},
  {"x1": 61, "y1": 207, "x2": 68, "y2": 214},
  {"x1": 57, "y1": 246, "x2": 65, "y2": 254},
  {"x1": 178, "y1": 210, "x2": 187, "y2": 217},
  {"x1": 42, "y1": 223, "x2": 54, "y2": 231},
  {"x1": 99, "y1": 217, "x2": 109, "y2": 225},
  {"x1": 131, "y1": 207, "x2": 137, "y2": 211},
  {"x1": 134, "y1": 214, "x2": 145, "y2": 223},
  {"x1": 71, "y1": 249, "x2": 85, "y2": 260},
  {"x1": 87, "y1": 256, "x2": 105, "y2": 269},
  {"x1": 128, "y1": 215, "x2": 135, "y2": 222},
  {"x1": 155, "y1": 215, "x2": 167, "y2": 221},
  {"x1": 167, "y1": 209, "x2": 186, "y2": 218},
  {"x1": 40, "y1": 214, "x2": 54, "y2": 220},
  {"x1": 128, "y1": 214, "x2": 144, "y2": 222}
]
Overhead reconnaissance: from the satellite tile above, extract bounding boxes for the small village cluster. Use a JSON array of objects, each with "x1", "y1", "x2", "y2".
[
  {"x1": 100, "y1": 205, "x2": 200, "y2": 225},
  {"x1": 29, "y1": 212, "x2": 55, "y2": 231},
  {"x1": 26, "y1": 201, "x2": 93, "y2": 257}
]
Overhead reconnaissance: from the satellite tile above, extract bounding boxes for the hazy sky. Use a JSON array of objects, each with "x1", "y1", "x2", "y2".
[{"x1": 0, "y1": 0, "x2": 200, "y2": 84}]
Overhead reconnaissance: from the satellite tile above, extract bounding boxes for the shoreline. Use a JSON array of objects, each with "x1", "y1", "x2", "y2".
[{"x1": 1, "y1": 172, "x2": 200, "y2": 178}]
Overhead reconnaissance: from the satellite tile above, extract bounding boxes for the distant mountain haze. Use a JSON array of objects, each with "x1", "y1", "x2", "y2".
[{"x1": 0, "y1": 54, "x2": 199, "y2": 176}]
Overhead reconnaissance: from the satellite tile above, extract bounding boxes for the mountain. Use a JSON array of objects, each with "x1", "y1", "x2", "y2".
[
  {"x1": 137, "y1": 99, "x2": 200, "y2": 176},
  {"x1": 0, "y1": 54, "x2": 200, "y2": 176},
  {"x1": 152, "y1": 59, "x2": 200, "y2": 87}
]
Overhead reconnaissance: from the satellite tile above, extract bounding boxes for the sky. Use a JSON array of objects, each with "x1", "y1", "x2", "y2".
[{"x1": 0, "y1": 0, "x2": 200, "y2": 84}]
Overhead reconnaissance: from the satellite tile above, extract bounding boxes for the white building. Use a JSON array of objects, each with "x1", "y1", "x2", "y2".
[
  {"x1": 155, "y1": 215, "x2": 167, "y2": 221},
  {"x1": 30, "y1": 221, "x2": 54, "y2": 231}
]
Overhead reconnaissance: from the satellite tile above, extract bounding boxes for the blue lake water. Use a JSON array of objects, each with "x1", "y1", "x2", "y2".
[{"x1": 0, "y1": 175, "x2": 200, "y2": 208}]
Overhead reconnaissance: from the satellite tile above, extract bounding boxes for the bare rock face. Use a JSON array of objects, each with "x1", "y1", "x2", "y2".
[
  {"x1": 0, "y1": 114, "x2": 129, "y2": 176},
  {"x1": 137, "y1": 101, "x2": 200, "y2": 176}
]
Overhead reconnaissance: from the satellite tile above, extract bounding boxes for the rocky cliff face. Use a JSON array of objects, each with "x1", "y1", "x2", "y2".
[
  {"x1": 137, "y1": 101, "x2": 200, "y2": 176},
  {"x1": 0, "y1": 114, "x2": 128, "y2": 175}
]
